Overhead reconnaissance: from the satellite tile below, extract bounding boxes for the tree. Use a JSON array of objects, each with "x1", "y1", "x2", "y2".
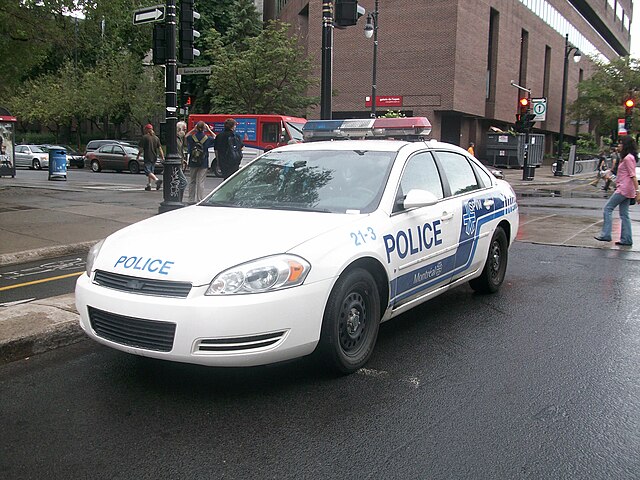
[
  {"x1": 206, "y1": 22, "x2": 318, "y2": 115},
  {"x1": 570, "y1": 56, "x2": 640, "y2": 139}
]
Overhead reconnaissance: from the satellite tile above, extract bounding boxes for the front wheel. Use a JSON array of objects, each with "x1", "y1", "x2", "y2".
[
  {"x1": 32, "y1": 159, "x2": 41, "y2": 170},
  {"x1": 90, "y1": 160, "x2": 101, "y2": 172},
  {"x1": 318, "y1": 268, "x2": 381, "y2": 374},
  {"x1": 469, "y1": 227, "x2": 508, "y2": 294}
]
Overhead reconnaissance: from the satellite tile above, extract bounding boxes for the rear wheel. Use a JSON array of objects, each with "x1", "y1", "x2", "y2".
[
  {"x1": 211, "y1": 158, "x2": 223, "y2": 178},
  {"x1": 469, "y1": 227, "x2": 508, "y2": 294},
  {"x1": 91, "y1": 160, "x2": 101, "y2": 172},
  {"x1": 128, "y1": 161, "x2": 140, "y2": 174},
  {"x1": 32, "y1": 159, "x2": 41, "y2": 170},
  {"x1": 318, "y1": 268, "x2": 381, "y2": 374}
]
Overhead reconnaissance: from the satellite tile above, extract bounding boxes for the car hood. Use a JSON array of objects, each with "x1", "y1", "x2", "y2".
[{"x1": 93, "y1": 206, "x2": 362, "y2": 285}]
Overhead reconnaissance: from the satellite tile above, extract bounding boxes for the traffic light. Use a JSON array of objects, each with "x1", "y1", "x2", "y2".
[
  {"x1": 335, "y1": 0, "x2": 366, "y2": 27},
  {"x1": 152, "y1": 23, "x2": 167, "y2": 65},
  {"x1": 515, "y1": 97, "x2": 535, "y2": 132},
  {"x1": 179, "y1": 0, "x2": 200, "y2": 64},
  {"x1": 625, "y1": 98, "x2": 635, "y2": 131}
]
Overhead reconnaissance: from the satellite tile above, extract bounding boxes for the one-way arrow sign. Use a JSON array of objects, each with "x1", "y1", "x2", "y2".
[{"x1": 133, "y1": 5, "x2": 165, "y2": 25}]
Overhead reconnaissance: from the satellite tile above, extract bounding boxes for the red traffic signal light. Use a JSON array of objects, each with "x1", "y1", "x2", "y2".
[
  {"x1": 186, "y1": 96, "x2": 192, "y2": 106},
  {"x1": 518, "y1": 97, "x2": 530, "y2": 115},
  {"x1": 625, "y1": 98, "x2": 635, "y2": 109}
]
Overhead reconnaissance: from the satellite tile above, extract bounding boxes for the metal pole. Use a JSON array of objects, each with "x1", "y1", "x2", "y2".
[
  {"x1": 159, "y1": 0, "x2": 183, "y2": 213},
  {"x1": 370, "y1": 0, "x2": 378, "y2": 118},
  {"x1": 555, "y1": 33, "x2": 570, "y2": 176},
  {"x1": 320, "y1": 1, "x2": 333, "y2": 120}
]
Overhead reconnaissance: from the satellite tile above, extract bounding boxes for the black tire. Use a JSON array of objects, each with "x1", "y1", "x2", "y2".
[
  {"x1": 469, "y1": 227, "x2": 508, "y2": 294},
  {"x1": 128, "y1": 161, "x2": 140, "y2": 174},
  {"x1": 32, "y1": 159, "x2": 41, "y2": 170},
  {"x1": 211, "y1": 158, "x2": 223, "y2": 178},
  {"x1": 318, "y1": 268, "x2": 381, "y2": 374},
  {"x1": 90, "y1": 160, "x2": 101, "y2": 172}
]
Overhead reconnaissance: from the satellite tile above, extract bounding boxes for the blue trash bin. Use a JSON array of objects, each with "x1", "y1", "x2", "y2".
[{"x1": 48, "y1": 148, "x2": 67, "y2": 180}]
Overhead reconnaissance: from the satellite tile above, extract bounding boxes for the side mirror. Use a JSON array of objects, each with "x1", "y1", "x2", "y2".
[
  {"x1": 491, "y1": 169, "x2": 504, "y2": 179},
  {"x1": 403, "y1": 189, "x2": 439, "y2": 209}
]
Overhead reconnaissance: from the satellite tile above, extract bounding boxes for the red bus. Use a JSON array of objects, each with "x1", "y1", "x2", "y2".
[{"x1": 187, "y1": 114, "x2": 307, "y2": 177}]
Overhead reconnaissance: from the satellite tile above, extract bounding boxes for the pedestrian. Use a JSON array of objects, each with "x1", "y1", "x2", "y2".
[
  {"x1": 589, "y1": 150, "x2": 608, "y2": 187},
  {"x1": 602, "y1": 145, "x2": 620, "y2": 192},
  {"x1": 594, "y1": 136, "x2": 639, "y2": 246},
  {"x1": 214, "y1": 118, "x2": 244, "y2": 179},
  {"x1": 136, "y1": 124, "x2": 164, "y2": 191},
  {"x1": 175, "y1": 121, "x2": 189, "y2": 201},
  {"x1": 186, "y1": 121, "x2": 215, "y2": 203},
  {"x1": 467, "y1": 142, "x2": 475, "y2": 156}
]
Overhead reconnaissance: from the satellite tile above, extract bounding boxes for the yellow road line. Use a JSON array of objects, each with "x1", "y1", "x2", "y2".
[{"x1": 0, "y1": 271, "x2": 83, "y2": 292}]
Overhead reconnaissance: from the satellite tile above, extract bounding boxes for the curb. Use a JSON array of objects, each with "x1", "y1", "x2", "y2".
[
  {"x1": 0, "y1": 320, "x2": 85, "y2": 366},
  {"x1": 0, "y1": 241, "x2": 96, "y2": 267}
]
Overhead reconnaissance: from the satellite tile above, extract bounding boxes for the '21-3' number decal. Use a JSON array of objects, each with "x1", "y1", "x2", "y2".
[{"x1": 350, "y1": 227, "x2": 377, "y2": 246}]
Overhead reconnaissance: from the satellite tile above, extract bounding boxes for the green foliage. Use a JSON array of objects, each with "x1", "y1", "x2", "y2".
[
  {"x1": 206, "y1": 21, "x2": 318, "y2": 115},
  {"x1": 570, "y1": 56, "x2": 640, "y2": 137},
  {"x1": 575, "y1": 133, "x2": 598, "y2": 155},
  {"x1": 381, "y1": 110, "x2": 405, "y2": 118}
]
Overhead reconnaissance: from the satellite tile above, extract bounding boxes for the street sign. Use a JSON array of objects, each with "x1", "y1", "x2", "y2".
[
  {"x1": 532, "y1": 98, "x2": 547, "y2": 121},
  {"x1": 133, "y1": 5, "x2": 165, "y2": 25},
  {"x1": 178, "y1": 66, "x2": 212, "y2": 75}
]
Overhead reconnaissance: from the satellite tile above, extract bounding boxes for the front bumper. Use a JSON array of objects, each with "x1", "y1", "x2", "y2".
[{"x1": 75, "y1": 273, "x2": 333, "y2": 367}]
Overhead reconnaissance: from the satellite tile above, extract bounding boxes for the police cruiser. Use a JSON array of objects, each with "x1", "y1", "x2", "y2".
[{"x1": 76, "y1": 117, "x2": 519, "y2": 374}]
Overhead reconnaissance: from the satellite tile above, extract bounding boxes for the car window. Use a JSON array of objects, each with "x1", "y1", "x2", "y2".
[
  {"x1": 204, "y1": 149, "x2": 396, "y2": 214},
  {"x1": 262, "y1": 123, "x2": 280, "y2": 143},
  {"x1": 471, "y1": 160, "x2": 492, "y2": 188},
  {"x1": 16, "y1": 146, "x2": 24, "y2": 153},
  {"x1": 399, "y1": 151, "x2": 443, "y2": 199},
  {"x1": 112, "y1": 145, "x2": 125, "y2": 155},
  {"x1": 98, "y1": 145, "x2": 113, "y2": 153},
  {"x1": 436, "y1": 151, "x2": 481, "y2": 196}
]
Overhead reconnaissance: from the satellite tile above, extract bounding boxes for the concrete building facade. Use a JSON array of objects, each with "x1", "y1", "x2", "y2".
[{"x1": 269, "y1": 0, "x2": 634, "y2": 158}]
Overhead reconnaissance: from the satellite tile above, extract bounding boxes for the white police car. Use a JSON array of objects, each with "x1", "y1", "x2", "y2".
[{"x1": 76, "y1": 117, "x2": 518, "y2": 374}]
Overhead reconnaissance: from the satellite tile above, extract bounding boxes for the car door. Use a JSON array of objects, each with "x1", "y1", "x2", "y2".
[
  {"x1": 433, "y1": 150, "x2": 496, "y2": 283},
  {"x1": 111, "y1": 145, "x2": 127, "y2": 170},
  {"x1": 14, "y1": 146, "x2": 26, "y2": 167},
  {"x1": 98, "y1": 145, "x2": 115, "y2": 170},
  {"x1": 386, "y1": 151, "x2": 461, "y2": 311}
]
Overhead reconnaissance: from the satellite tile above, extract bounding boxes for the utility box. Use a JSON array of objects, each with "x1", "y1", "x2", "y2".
[{"x1": 485, "y1": 133, "x2": 545, "y2": 168}]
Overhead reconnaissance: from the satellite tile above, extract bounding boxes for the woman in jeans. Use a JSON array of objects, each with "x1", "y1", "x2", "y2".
[{"x1": 594, "y1": 136, "x2": 640, "y2": 246}]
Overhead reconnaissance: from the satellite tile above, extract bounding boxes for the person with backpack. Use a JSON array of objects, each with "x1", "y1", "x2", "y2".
[
  {"x1": 186, "y1": 121, "x2": 215, "y2": 203},
  {"x1": 214, "y1": 118, "x2": 244, "y2": 179}
]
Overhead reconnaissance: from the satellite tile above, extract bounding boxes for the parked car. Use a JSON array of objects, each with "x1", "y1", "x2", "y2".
[
  {"x1": 84, "y1": 139, "x2": 138, "y2": 156},
  {"x1": 27, "y1": 144, "x2": 86, "y2": 169},
  {"x1": 85, "y1": 143, "x2": 162, "y2": 174},
  {"x1": 14, "y1": 145, "x2": 50, "y2": 169}
]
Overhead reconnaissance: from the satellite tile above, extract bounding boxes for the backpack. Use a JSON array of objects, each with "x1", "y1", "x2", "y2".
[
  {"x1": 189, "y1": 134, "x2": 205, "y2": 167},
  {"x1": 227, "y1": 134, "x2": 243, "y2": 164}
]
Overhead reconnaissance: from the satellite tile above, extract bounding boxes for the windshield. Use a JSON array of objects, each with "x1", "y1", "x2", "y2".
[
  {"x1": 203, "y1": 149, "x2": 396, "y2": 214},
  {"x1": 286, "y1": 122, "x2": 306, "y2": 142},
  {"x1": 31, "y1": 146, "x2": 46, "y2": 153},
  {"x1": 124, "y1": 146, "x2": 140, "y2": 155}
]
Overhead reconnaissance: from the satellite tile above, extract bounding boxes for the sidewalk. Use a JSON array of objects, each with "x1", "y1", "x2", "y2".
[{"x1": 0, "y1": 166, "x2": 595, "y2": 365}]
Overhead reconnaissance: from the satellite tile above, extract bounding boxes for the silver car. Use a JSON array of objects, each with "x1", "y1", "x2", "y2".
[{"x1": 15, "y1": 145, "x2": 50, "y2": 170}]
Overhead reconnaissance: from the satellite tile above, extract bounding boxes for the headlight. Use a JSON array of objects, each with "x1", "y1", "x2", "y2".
[
  {"x1": 206, "y1": 254, "x2": 311, "y2": 295},
  {"x1": 86, "y1": 239, "x2": 105, "y2": 276}
]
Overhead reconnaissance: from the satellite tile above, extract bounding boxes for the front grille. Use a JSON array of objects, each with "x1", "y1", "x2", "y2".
[
  {"x1": 88, "y1": 306, "x2": 176, "y2": 352},
  {"x1": 93, "y1": 270, "x2": 192, "y2": 298},
  {"x1": 196, "y1": 331, "x2": 287, "y2": 352}
]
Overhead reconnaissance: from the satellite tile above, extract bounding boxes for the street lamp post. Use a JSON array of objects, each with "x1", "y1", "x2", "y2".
[
  {"x1": 364, "y1": 0, "x2": 378, "y2": 118},
  {"x1": 555, "y1": 33, "x2": 581, "y2": 176}
]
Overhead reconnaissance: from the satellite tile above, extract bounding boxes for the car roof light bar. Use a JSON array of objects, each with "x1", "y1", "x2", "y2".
[{"x1": 302, "y1": 117, "x2": 432, "y2": 141}]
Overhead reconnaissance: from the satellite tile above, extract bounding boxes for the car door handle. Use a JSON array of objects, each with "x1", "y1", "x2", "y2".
[
  {"x1": 441, "y1": 212, "x2": 454, "y2": 221},
  {"x1": 483, "y1": 199, "x2": 494, "y2": 208}
]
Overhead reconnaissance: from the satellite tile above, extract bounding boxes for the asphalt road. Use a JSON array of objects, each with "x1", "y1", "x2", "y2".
[
  {"x1": 1, "y1": 242, "x2": 638, "y2": 480},
  {"x1": 0, "y1": 255, "x2": 84, "y2": 304}
]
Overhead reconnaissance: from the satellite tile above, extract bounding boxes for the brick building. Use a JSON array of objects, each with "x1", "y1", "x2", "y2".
[{"x1": 268, "y1": 0, "x2": 633, "y2": 157}]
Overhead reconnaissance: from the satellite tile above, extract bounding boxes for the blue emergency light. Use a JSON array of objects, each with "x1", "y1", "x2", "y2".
[{"x1": 302, "y1": 117, "x2": 432, "y2": 141}]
